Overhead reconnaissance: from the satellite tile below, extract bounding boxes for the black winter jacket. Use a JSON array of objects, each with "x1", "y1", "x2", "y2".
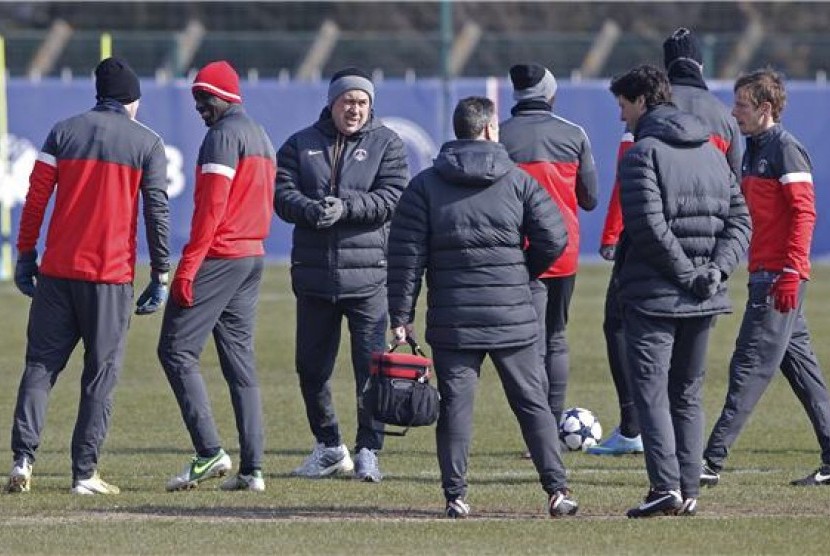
[
  {"x1": 274, "y1": 109, "x2": 409, "y2": 299},
  {"x1": 388, "y1": 140, "x2": 568, "y2": 350},
  {"x1": 616, "y1": 104, "x2": 751, "y2": 317}
]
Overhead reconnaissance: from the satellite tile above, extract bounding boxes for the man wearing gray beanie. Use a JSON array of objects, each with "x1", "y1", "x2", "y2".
[
  {"x1": 500, "y1": 63, "x2": 598, "y2": 460},
  {"x1": 274, "y1": 66, "x2": 408, "y2": 483}
]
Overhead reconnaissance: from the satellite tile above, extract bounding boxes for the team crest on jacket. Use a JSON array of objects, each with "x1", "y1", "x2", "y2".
[
  {"x1": 354, "y1": 148, "x2": 368, "y2": 161},
  {"x1": 757, "y1": 158, "x2": 768, "y2": 174}
]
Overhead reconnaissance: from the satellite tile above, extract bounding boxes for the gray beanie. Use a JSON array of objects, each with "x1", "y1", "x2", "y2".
[
  {"x1": 327, "y1": 67, "x2": 375, "y2": 106},
  {"x1": 510, "y1": 63, "x2": 557, "y2": 102}
]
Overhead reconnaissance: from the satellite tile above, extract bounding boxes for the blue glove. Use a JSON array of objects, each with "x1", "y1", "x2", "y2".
[
  {"x1": 14, "y1": 250, "x2": 39, "y2": 297},
  {"x1": 135, "y1": 270, "x2": 169, "y2": 315}
]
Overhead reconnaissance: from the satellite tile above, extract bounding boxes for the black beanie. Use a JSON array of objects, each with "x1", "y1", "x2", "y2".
[
  {"x1": 509, "y1": 63, "x2": 547, "y2": 91},
  {"x1": 663, "y1": 28, "x2": 703, "y2": 69},
  {"x1": 509, "y1": 63, "x2": 557, "y2": 102},
  {"x1": 95, "y1": 57, "x2": 141, "y2": 105}
]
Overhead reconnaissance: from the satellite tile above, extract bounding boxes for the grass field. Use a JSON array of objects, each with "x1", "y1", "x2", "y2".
[{"x1": 1, "y1": 263, "x2": 830, "y2": 555}]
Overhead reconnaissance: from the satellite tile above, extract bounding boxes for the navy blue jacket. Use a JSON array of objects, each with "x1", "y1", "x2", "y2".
[{"x1": 388, "y1": 139, "x2": 568, "y2": 349}]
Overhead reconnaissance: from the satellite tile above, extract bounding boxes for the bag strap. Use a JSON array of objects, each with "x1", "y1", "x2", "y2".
[{"x1": 388, "y1": 335, "x2": 428, "y2": 358}]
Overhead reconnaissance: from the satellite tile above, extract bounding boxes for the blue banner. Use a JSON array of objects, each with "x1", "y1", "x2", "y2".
[{"x1": 4, "y1": 78, "x2": 830, "y2": 260}]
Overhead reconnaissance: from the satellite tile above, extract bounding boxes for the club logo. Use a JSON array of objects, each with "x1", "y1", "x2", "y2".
[{"x1": 354, "y1": 148, "x2": 368, "y2": 162}]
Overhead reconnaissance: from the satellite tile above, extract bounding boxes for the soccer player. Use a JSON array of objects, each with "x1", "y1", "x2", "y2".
[
  {"x1": 499, "y1": 63, "x2": 598, "y2": 433},
  {"x1": 702, "y1": 68, "x2": 830, "y2": 487},
  {"x1": 590, "y1": 27, "x2": 742, "y2": 456},
  {"x1": 610, "y1": 65, "x2": 750, "y2": 517},
  {"x1": 7, "y1": 57, "x2": 170, "y2": 494},
  {"x1": 158, "y1": 61, "x2": 276, "y2": 492},
  {"x1": 274, "y1": 68, "x2": 408, "y2": 482},
  {"x1": 387, "y1": 97, "x2": 578, "y2": 518}
]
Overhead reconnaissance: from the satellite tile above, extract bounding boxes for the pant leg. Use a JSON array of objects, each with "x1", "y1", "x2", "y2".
[
  {"x1": 490, "y1": 344, "x2": 568, "y2": 494},
  {"x1": 11, "y1": 276, "x2": 80, "y2": 465},
  {"x1": 778, "y1": 282, "x2": 830, "y2": 465},
  {"x1": 295, "y1": 294, "x2": 343, "y2": 447},
  {"x1": 668, "y1": 317, "x2": 713, "y2": 499},
  {"x1": 603, "y1": 270, "x2": 639, "y2": 437},
  {"x1": 433, "y1": 348, "x2": 484, "y2": 502},
  {"x1": 70, "y1": 280, "x2": 133, "y2": 480},
  {"x1": 212, "y1": 257, "x2": 265, "y2": 473},
  {"x1": 541, "y1": 275, "x2": 575, "y2": 424},
  {"x1": 157, "y1": 258, "x2": 242, "y2": 457},
  {"x1": 704, "y1": 272, "x2": 792, "y2": 470},
  {"x1": 344, "y1": 289, "x2": 388, "y2": 452},
  {"x1": 623, "y1": 307, "x2": 679, "y2": 492}
]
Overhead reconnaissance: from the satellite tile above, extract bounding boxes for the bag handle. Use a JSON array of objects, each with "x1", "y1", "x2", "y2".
[{"x1": 388, "y1": 335, "x2": 428, "y2": 358}]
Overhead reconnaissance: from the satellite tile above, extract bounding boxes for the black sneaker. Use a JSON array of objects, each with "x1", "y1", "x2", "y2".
[
  {"x1": 790, "y1": 465, "x2": 830, "y2": 486},
  {"x1": 548, "y1": 488, "x2": 579, "y2": 517},
  {"x1": 626, "y1": 489, "x2": 682, "y2": 518},
  {"x1": 675, "y1": 497, "x2": 698, "y2": 516},
  {"x1": 700, "y1": 461, "x2": 720, "y2": 487},
  {"x1": 446, "y1": 498, "x2": 470, "y2": 519}
]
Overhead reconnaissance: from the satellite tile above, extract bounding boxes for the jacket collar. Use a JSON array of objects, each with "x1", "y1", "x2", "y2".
[
  {"x1": 747, "y1": 123, "x2": 782, "y2": 150},
  {"x1": 510, "y1": 99, "x2": 552, "y2": 116}
]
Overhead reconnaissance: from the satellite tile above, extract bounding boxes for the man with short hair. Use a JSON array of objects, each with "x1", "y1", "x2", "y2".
[
  {"x1": 590, "y1": 27, "x2": 743, "y2": 456},
  {"x1": 7, "y1": 57, "x2": 170, "y2": 495},
  {"x1": 500, "y1": 63, "x2": 598, "y2": 432},
  {"x1": 610, "y1": 65, "x2": 750, "y2": 517},
  {"x1": 702, "y1": 68, "x2": 830, "y2": 488},
  {"x1": 158, "y1": 60, "x2": 276, "y2": 492},
  {"x1": 387, "y1": 96, "x2": 578, "y2": 519},
  {"x1": 275, "y1": 67, "x2": 408, "y2": 482}
]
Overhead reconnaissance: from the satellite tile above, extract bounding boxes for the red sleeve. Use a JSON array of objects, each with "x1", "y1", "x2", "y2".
[
  {"x1": 599, "y1": 134, "x2": 634, "y2": 246},
  {"x1": 780, "y1": 174, "x2": 816, "y2": 277},
  {"x1": 17, "y1": 159, "x2": 57, "y2": 253},
  {"x1": 174, "y1": 169, "x2": 231, "y2": 281}
]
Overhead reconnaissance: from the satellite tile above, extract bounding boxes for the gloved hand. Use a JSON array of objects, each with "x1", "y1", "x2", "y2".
[
  {"x1": 691, "y1": 265, "x2": 721, "y2": 300},
  {"x1": 599, "y1": 244, "x2": 617, "y2": 261},
  {"x1": 317, "y1": 196, "x2": 345, "y2": 228},
  {"x1": 391, "y1": 323, "x2": 415, "y2": 345},
  {"x1": 304, "y1": 201, "x2": 326, "y2": 228},
  {"x1": 770, "y1": 269, "x2": 800, "y2": 313},
  {"x1": 135, "y1": 270, "x2": 169, "y2": 315},
  {"x1": 171, "y1": 276, "x2": 194, "y2": 308},
  {"x1": 14, "y1": 249, "x2": 39, "y2": 297}
]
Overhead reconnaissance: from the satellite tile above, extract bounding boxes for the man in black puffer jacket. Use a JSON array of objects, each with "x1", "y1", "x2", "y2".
[
  {"x1": 387, "y1": 97, "x2": 577, "y2": 519},
  {"x1": 610, "y1": 66, "x2": 751, "y2": 518},
  {"x1": 274, "y1": 68, "x2": 408, "y2": 483}
]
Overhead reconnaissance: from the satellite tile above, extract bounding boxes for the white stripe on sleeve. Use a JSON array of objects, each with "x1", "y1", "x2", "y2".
[
  {"x1": 780, "y1": 172, "x2": 812, "y2": 185},
  {"x1": 201, "y1": 163, "x2": 236, "y2": 180},
  {"x1": 37, "y1": 152, "x2": 57, "y2": 167}
]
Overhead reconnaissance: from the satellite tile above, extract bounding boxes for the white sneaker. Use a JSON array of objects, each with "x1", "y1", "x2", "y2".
[
  {"x1": 166, "y1": 449, "x2": 232, "y2": 491},
  {"x1": 220, "y1": 470, "x2": 265, "y2": 492},
  {"x1": 292, "y1": 443, "x2": 354, "y2": 478},
  {"x1": 6, "y1": 458, "x2": 32, "y2": 493},
  {"x1": 71, "y1": 472, "x2": 120, "y2": 495}
]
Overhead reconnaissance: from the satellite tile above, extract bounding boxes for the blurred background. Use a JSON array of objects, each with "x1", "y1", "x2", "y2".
[{"x1": 1, "y1": 1, "x2": 829, "y2": 81}]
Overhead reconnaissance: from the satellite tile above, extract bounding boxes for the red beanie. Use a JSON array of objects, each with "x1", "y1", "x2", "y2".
[{"x1": 192, "y1": 61, "x2": 241, "y2": 103}]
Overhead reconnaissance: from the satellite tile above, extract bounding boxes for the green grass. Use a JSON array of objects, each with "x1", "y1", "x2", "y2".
[{"x1": 1, "y1": 263, "x2": 830, "y2": 554}]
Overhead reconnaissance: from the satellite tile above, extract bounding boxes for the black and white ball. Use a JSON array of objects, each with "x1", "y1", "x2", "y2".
[{"x1": 558, "y1": 407, "x2": 602, "y2": 451}]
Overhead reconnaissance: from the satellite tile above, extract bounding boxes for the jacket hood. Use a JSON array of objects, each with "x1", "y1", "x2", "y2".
[
  {"x1": 434, "y1": 140, "x2": 515, "y2": 187},
  {"x1": 314, "y1": 106, "x2": 380, "y2": 137},
  {"x1": 635, "y1": 104, "x2": 710, "y2": 147}
]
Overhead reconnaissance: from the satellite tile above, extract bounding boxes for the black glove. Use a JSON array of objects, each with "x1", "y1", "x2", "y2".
[
  {"x1": 599, "y1": 244, "x2": 616, "y2": 261},
  {"x1": 135, "y1": 270, "x2": 169, "y2": 315},
  {"x1": 318, "y1": 196, "x2": 345, "y2": 228},
  {"x1": 14, "y1": 250, "x2": 39, "y2": 298},
  {"x1": 304, "y1": 201, "x2": 326, "y2": 228},
  {"x1": 691, "y1": 265, "x2": 721, "y2": 300}
]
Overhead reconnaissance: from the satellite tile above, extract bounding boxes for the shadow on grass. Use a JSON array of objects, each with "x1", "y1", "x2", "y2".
[{"x1": 90, "y1": 505, "x2": 546, "y2": 521}]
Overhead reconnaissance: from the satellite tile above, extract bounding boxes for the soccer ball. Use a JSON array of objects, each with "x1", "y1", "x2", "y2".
[{"x1": 558, "y1": 407, "x2": 602, "y2": 451}]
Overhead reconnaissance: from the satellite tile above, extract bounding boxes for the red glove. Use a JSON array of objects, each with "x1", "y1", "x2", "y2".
[
  {"x1": 770, "y1": 270, "x2": 800, "y2": 313},
  {"x1": 172, "y1": 277, "x2": 194, "y2": 308}
]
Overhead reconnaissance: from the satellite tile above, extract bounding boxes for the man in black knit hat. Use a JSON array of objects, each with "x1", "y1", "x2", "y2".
[
  {"x1": 500, "y1": 63, "x2": 597, "y2": 456},
  {"x1": 6, "y1": 57, "x2": 170, "y2": 494},
  {"x1": 275, "y1": 67, "x2": 409, "y2": 482}
]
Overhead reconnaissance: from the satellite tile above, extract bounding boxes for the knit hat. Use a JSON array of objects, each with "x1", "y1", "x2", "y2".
[
  {"x1": 95, "y1": 57, "x2": 141, "y2": 104},
  {"x1": 509, "y1": 63, "x2": 557, "y2": 102},
  {"x1": 192, "y1": 61, "x2": 242, "y2": 104},
  {"x1": 663, "y1": 28, "x2": 703, "y2": 70},
  {"x1": 328, "y1": 67, "x2": 375, "y2": 106}
]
